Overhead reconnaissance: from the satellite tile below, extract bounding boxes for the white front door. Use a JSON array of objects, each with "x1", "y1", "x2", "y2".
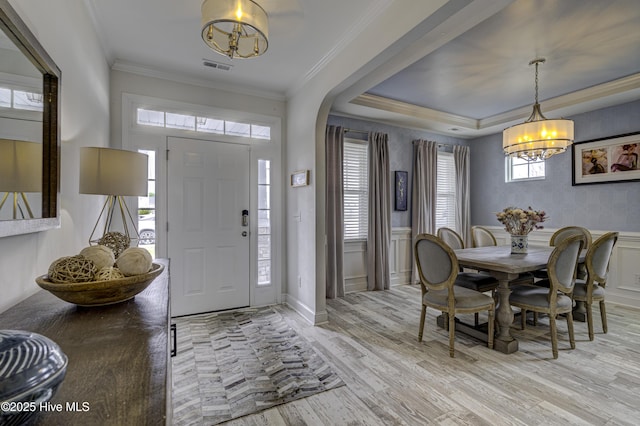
[{"x1": 168, "y1": 136, "x2": 250, "y2": 316}]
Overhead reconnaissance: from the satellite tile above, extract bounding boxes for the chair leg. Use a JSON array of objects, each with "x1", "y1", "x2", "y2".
[
  {"x1": 600, "y1": 300, "x2": 608, "y2": 334},
  {"x1": 586, "y1": 302, "x2": 594, "y2": 341},
  {"x1": 533, "y1": 312, "x2": 538, "y2": 326},
  {"x1": 487, "y1": 307, "x2": 495, "y2": 350},
  {"x1": 474, "y1": 312, "x2": 479, "y2": 326},
  {"x1": 418, "y1": 305, "x2": 426, "y2": 342},
  {"x1": 550, "y1": 315, "x2": 559, "y2": 359},
  {"x1": 521, "y1": 309, "x2": 527, "y2": 330},
  {"x1": 567, "y1": 311, "x2": 575, "y2": 350},
  {"x1": 448, "y1": 312, "x2": 456, "y2": 358}
]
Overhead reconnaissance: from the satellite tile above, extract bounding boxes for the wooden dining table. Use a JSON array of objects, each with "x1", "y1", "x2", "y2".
[{"x1": 454, "y1": 245, "x2": 562, "y2": 354}]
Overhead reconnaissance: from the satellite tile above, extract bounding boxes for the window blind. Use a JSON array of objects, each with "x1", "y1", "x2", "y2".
[
  {"x1": 343, "y1": 140, "x2": 368, "y2": 240},
  {"x1": 436, "y1": 152, "x2": 457, "y2": 231}
]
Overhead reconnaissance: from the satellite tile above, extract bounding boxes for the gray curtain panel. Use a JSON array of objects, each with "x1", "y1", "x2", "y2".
[
  {"x1": 325, "y1": 125, "x2": 345, "y2": 299},
  {"x1": 367, "y1": 132, "x2": 391, "y2": 291},
  {"x1": 454, "y1": 145, "x2": 471, "y2": 247},
  {"x1": 411, "y1": 140, "x2": 438, "y2": 283}
]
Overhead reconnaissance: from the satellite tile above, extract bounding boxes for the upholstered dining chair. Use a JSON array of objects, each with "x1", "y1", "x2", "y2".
[
  {"x1": 414, "y1": 233, "x2": 495, "y2": 357},
  {"x1": 436, "y1": 227, "x2": 498, "y2": 325},
  {"x1": 509, "y1": 235, "x2": 585, "y2": 359},
  {"x1": 573, "y1": 232, "x2": 618, "y2": 341},
  {"x1": 471, "y1": 226, "x2": 497, "y2": 248},
  {"x1": 533, "y1": 226, "x2": 592, "y2": 280}
]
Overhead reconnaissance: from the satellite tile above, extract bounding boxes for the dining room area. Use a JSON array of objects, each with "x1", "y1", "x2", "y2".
[{"x1": 313, "y1": 99, "x2": 640, "y2": 424}]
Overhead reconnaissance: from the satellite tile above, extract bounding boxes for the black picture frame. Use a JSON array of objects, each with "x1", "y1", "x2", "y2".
[
  {"x1": 394, "y1": 171, "x2": 408, "y2": 211},
  {"x1": 571, "y1": 132, "x2": 640, "y2": 186}
]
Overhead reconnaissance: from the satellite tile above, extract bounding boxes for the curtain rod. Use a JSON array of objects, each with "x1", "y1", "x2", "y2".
[
  {"x1": 343, "y1": 128, "x2": 369, "y2": 135},
  {"x1": 412, "y1": 140, "x2": 452, "y2": 149}
]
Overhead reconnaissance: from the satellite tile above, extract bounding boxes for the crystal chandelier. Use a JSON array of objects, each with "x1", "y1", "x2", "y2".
[
  {"x1": 503, "y1": 59, "x2": 574, "y2": 161},
  {"x1": 201, "y1": 0, "x2": 269, "y2": 59}
]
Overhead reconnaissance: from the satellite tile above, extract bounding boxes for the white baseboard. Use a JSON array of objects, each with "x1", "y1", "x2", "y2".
[{"x1": 284, "y1": 293, "x2": 328, "y2": 325}]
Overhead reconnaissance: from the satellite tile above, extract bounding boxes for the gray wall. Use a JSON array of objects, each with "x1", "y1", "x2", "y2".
[
  {"x1": 470, "y1": 99, "x2": 640, "y2": 232},
  {"x1": 327, "y1": 115, "x2": 467, "y2": 227}
]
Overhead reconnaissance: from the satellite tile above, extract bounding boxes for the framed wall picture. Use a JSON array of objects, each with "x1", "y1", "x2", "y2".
[
  {"x1": 395, "y1": 170, "x2": 408, "y2": 211},
  {"x1": 290, "y1": 170, "x2": 310, "y2": 187},
  {"x1": 572, "y1": 132, "x2": 640, "y2": 185}
]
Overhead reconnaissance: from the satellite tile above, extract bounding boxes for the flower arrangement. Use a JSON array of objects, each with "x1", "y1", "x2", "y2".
[{"x1": 496, "y1": 206, "x2": 547, "y2": 236}]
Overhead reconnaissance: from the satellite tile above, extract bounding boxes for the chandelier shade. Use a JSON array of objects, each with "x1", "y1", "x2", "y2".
[
  {"x1": 201, "y1": 0, "x2": 269, "y2": 59},
  {"x1": 503, "y1": 58, "x2": 574, "y2": 161}
]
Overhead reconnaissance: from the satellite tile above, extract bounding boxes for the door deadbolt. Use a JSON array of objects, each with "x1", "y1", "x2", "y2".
[{"x1": 242, "y1": 231, "x2": 248, "y2": 237}]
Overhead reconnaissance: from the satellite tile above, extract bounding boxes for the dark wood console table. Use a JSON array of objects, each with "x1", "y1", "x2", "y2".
[{"x1": 0, "y1": 258, "x2": 171, "y2": 425}]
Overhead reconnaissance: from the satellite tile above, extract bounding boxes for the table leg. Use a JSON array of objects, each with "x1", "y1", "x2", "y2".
[
  {"x1": 573, "y1": 301, "x2": 587, "y2": 322},
  {"x1": 493, "y1": 276, "x2": 519, "y2": 354}
]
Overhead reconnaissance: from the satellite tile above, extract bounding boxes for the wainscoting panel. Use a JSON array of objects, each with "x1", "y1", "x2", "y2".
[
  {"x1": 344, "y1": 240, "x2": 367, "y2": 293},
  {"x1": 391, "y1": 228, "x2": 412, "y2": 286},
  {"x1": 343, "y1": 228, "x2": 413, "y2": 293}
]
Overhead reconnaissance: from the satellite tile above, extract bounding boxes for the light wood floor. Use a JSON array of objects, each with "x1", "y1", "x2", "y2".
[{"x1": 222, "y1": 285, "x2": 640, "y2": 425}]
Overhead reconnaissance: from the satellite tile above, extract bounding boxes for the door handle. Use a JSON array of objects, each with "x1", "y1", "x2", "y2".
[{"x1": 242, "y1": 209, "x2": 249, "y2": 227}]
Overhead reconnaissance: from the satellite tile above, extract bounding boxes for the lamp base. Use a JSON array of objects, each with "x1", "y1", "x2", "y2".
[{"x1": 89, "y1": 195, "x2": 140, "y2": 252}]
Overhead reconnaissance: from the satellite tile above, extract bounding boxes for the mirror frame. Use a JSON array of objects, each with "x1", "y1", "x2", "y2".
[{"x1": 0, "y1": 0, "x2": 60, "y2": 237}]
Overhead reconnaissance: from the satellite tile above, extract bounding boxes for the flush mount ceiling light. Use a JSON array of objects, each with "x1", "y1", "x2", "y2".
[
  {"x1": 503, "y1": 58, "x2": 574, "y2": 161},
  {"x1": 201, "y1": 0, "x2": 269, "y2": 59}
]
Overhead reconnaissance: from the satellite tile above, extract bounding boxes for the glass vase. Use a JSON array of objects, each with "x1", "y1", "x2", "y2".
[{"x1": 511, "y1": 234, "x2": 528, "y2": 254}]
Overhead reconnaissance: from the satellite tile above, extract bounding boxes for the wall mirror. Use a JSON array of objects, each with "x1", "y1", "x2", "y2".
[{"x1": 0, "y1": 0, "x2": 60, "y2": 237}]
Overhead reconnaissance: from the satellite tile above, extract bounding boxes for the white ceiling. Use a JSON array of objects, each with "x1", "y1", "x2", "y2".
[{"x1": 85, "y1": 0, "x2": 640, "y2": 138}]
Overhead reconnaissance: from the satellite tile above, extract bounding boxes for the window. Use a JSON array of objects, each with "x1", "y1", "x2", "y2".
[
  {"x1": 436, "y1": 152, "x2": 456, "y2": 231},
  {"x1": 506, "y1": 156, "x2": 545, "y2": 181},
  {"x1": 343, "y1": 139, "x2": 368, "y2": 240},
  {"x1": 257, "y1": 159, "x2": 271, "y2": 285},
  {"x1": 135, "y1": 108, "x2": 271, "y2": 140},
  {"x1": 0, "y1": 86, "x2": 43, "y2": 111},
  {"x1": 137, "y1": 149, "x2": 156, "y2": 258}
]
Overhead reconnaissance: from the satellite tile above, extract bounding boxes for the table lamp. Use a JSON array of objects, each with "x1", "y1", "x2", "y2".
[
  {"x1": 79, "y1": 147, "x2": 148, "y2": 246},
  {"x1": 0, "y1": 139, "x2": 42, "y2": 219}
]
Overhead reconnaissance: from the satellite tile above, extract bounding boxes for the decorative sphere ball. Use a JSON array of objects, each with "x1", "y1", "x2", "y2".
[
  {"x1": 98, "y1": 232, "x2": 131, "y2": 258},
  {"x1": 94, "y1": 266, "x2": 126, "y2": 281},
  {"x1": 48, "y1": 255, "x2": 97, "y2": 283},
  {"x1": 80, "y1": 245, "x2": 115, "y2": 270},
  {"x1": 116, "y1": 247, "x2": 152, "y2": 276}
]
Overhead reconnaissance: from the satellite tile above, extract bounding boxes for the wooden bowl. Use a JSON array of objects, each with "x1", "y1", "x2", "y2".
[{"x1": 35, "y1": 263, "x2": 164, "y2": 307}]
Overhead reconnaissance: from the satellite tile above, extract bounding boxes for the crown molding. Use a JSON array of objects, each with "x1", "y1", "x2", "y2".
[
  {"x1": 287, "y1": 0, "x2": 392, "y2": 97},
  {"x1": 82, "y1": 0, "x2": 113, "y2": 64},
  {"x1": 111, "y1": 60, "x2": 286, "y2": 102},
  {"x1": 347, "y1": 72, "x2": 640, "y2": 136},
  {"x1": 351, "y1": 93, "x2": 478, "y2": 129}
]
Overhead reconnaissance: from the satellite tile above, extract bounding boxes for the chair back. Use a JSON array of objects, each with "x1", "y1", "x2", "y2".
[
  {"x1": 437, "y1": 227, "x2": 464, "y2": 250},
  {"x1": 550, "y1": 226, "x2": 592, "y2": 251},
  {"x1": 547, "y1": 234, "x2": 585, "y2": 295},
  {"x1": 471, "y1": 226, "x2": 497, "y2": 247},
  {"x1": 414, "y1": 234, "x2": 458, "y2": 293},
  {"x1": 585, "y1": 232, "x2": 618, "y2": 285}
]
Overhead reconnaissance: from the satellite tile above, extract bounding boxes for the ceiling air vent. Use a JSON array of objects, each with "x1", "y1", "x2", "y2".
[{"x1": 203, "y1": 59, "x2": 233, "y2": 71}]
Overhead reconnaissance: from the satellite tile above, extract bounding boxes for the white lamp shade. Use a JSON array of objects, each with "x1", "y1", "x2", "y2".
[
  {"x1": 79, "y1": 147, "x2": 148, "y2": 196},
  {"x1": 201, "y1": 0, "x2": 269, "y2": 58},
  {"x1": 503, "y1": 119, "x2": 574, "y2": 159},
  {"x1": 0, "y1": 139, "x2": 42, "y2": 192}
]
